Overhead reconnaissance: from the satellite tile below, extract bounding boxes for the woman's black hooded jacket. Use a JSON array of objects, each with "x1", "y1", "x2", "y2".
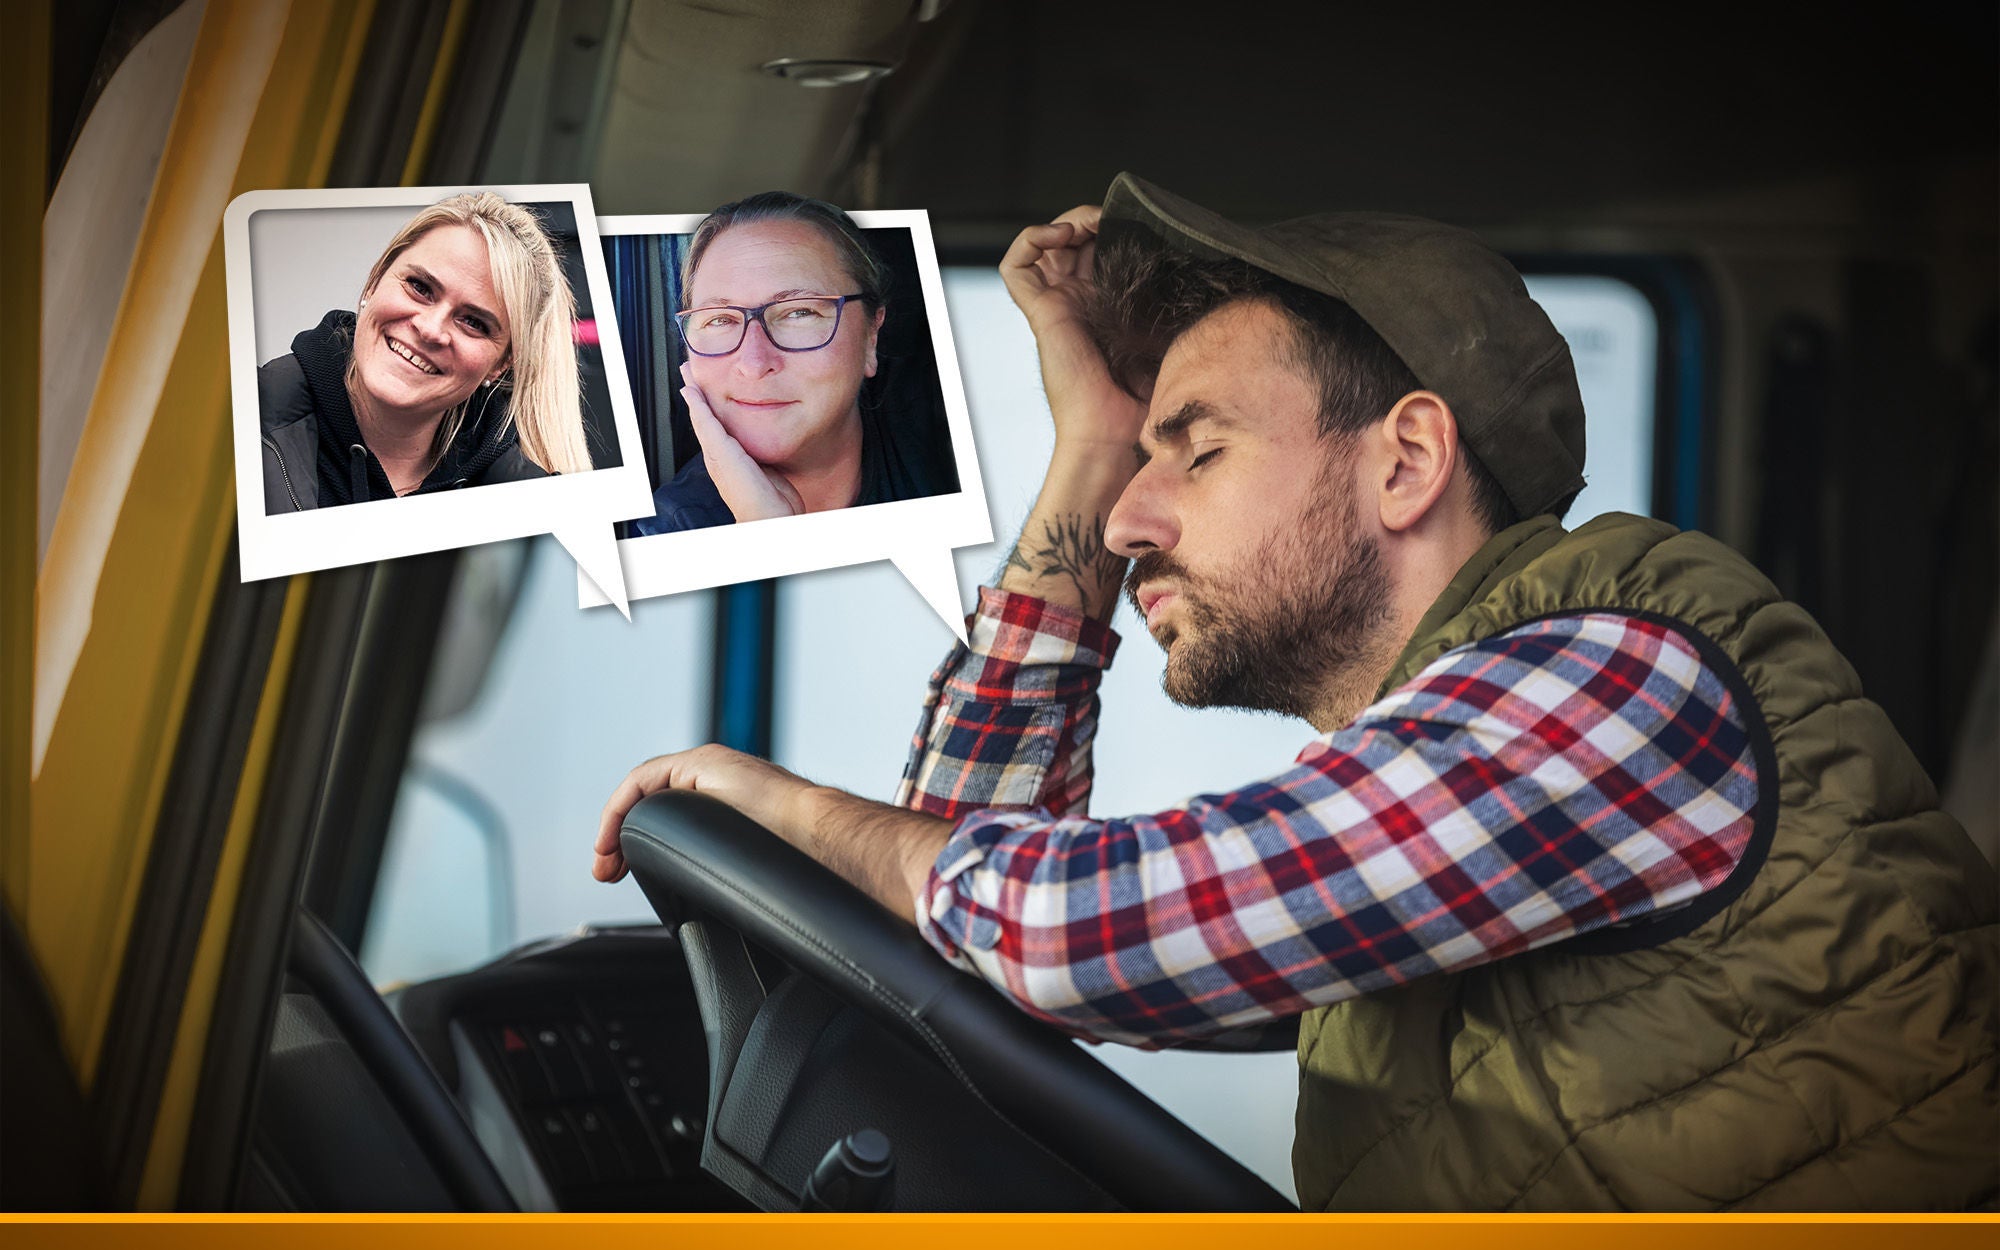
[{"x1": 259, "y1": 310, "x2": 547, "y2": 513}]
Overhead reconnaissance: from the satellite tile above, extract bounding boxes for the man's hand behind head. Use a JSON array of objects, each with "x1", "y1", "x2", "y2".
[
  {"x1": 1000, "y1": 207, "x2": 1149, "y2": 457},
  {"x1": 990, "y1": 208, "x2": 1155, "y2": 620}
]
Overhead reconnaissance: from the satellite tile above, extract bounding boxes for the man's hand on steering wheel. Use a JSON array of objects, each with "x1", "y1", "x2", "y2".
[
  {"x1": 594, "y1": 745, "x2": 813, "y2": 883},
  {"x1": 593, "y1": 744, "x2": 951, "y2": 921}
]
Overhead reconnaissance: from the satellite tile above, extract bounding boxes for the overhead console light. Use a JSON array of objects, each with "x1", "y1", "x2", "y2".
[{"x1": 759, "y1": 58, "x2": 896, "y2": 88}]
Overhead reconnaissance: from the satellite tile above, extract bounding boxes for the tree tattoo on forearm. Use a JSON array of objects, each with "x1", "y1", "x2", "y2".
[{"x1": 1006, "y1": 512, "x2": 1129, "y2": 616}]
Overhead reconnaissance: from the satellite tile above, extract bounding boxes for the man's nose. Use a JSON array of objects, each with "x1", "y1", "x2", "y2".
[{"x1": 1104, "y1": 465, "x2": 1179, "y2": 558}]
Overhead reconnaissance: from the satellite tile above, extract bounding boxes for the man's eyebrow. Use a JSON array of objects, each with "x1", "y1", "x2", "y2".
[
  {"x1": 1135, "y1": 400, "x2": 1232, "y2": 465},
  {"x1": 404, "y1": 263, "x2": 503, "y2": 329}
]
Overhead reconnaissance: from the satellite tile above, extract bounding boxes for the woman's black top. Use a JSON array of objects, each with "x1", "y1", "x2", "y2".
[{"x1": 259, "y1": 310, "x2": 546, "y2": 513}]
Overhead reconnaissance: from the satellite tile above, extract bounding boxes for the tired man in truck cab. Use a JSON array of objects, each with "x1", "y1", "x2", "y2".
[{"x1": 593, "y1": 173, "x2": 1998, "y2": 1210}]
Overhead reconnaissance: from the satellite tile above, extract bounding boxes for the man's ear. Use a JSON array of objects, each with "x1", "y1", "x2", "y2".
[
  {"x1": 863, "y1": 305, "x2": 886, "y2": 378},
  {"x1": 1373, "y1": 390, "x2": 1460, "y2": 534}
]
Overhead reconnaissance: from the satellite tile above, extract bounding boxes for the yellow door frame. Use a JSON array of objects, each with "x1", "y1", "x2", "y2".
[{"x1": 5, "y1": 0, "x2": 525, "y2": 1209}]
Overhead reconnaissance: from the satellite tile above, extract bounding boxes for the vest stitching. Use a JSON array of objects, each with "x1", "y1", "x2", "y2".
[
  {"x1": 1323, "y1": 601, "x2": 1772, "y2": 1204},
  {"x1": 1855, "y1": 790, "x2": 1948, "y2": 948},
  {"x1": 1762, "y1": 1051, "x2": 1865, "y2": 1207},
  {"x1": 1775, "y1": 789, "x2": 1952, "y2": 953},
  {"x1": 1721, "y1": 1050, "x2": 1996, "y2": 1210},
  {"x1": 1488, "y1": 795, "x2": 1933, "y2": 1048},
  {"x1": 1555, "y1": 846, "x2": 1947, "y2": 1088},
  {"x1": 1320, "y1": 786, "x2": 1956, "y2": 1207},
  {"x1": 1504, "y1": 976, "x2": 1631, "y2": 1212},
  {"x1": 1502, "y1": 938, "x2": 1986, "y2": 1209},
  {"x1": 1310, "y1": 544, "x2": 1983, "y2": 1207},
  {"x1": 1319, "y1": 1027, "x2": 1503, "y2": 1209}
]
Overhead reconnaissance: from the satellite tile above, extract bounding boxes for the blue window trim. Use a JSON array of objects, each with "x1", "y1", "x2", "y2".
[
  {"x1": 711, "y1": 580, "x2": 777, "y2": 757},
  {"x1": 1510, "y1": 254, "x2": 1718, "y2": 532}
]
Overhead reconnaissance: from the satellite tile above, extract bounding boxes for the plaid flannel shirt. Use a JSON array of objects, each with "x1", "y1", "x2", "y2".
[{"x1": 894, "y1": 587, "x2": 1759, "y2": 1047}]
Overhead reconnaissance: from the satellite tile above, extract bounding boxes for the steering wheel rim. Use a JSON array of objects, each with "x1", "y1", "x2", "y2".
[
  {"x1": 283, "y1": 910, "x2": 518, "y2": 1211},
  {"x1": 619, "y1": 789, "x2": 1294, "y2": 1212}
]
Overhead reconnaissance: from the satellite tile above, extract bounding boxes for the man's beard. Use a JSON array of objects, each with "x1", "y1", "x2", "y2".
[{"x1": 1125, "y1": 479, "x2": 1393, "y2": 723}]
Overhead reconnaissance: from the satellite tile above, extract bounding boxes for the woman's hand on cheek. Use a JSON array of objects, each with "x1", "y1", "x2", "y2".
[{"x1": 681, "y1": 369, "x2": 804, "y2": 522}]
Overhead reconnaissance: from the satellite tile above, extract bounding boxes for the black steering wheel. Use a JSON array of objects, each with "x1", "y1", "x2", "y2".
[
  {"x1": 262, "y1": 910, "x2": 518, "y2": 1210},
  {"x1": 619, "y1": 789, "x2": 1295, "y2": 1212}
]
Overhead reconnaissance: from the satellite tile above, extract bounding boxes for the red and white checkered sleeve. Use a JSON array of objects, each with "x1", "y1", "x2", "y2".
[
  {"x1": 894, "y1": 587, "x2": 1121, "y2": 823},
  {"x1": 912, "y1": 613, "x2": 1762, "y2": 1047}
]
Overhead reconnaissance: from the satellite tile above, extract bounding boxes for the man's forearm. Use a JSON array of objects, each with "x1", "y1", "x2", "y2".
[
  {"x1": 791, "y1": 784, "x2": 953, "y2": 920},
  {"x1": 995, "y1": 446, "x2": 1136, "y2": 620}
]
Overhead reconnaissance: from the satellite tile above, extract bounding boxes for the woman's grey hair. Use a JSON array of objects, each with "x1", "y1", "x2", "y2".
[{"x1": 680, "y1": 191, "x2": 889, "y2": 312}]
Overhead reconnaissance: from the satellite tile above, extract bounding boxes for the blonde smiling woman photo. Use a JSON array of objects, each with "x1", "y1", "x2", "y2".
[{"x1": 258, "y1": 192, "x2": 593, "y2": 512}]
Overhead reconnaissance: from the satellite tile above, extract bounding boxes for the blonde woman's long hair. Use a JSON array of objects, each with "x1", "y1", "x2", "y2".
[{"x1": 356, "y1": 192, "x2": 593, "y2": 475}]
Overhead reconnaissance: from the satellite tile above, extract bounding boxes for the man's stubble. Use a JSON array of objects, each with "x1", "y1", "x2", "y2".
[{"x1": 1126, "y1": 454, "x2": 1397, "y2": 728}]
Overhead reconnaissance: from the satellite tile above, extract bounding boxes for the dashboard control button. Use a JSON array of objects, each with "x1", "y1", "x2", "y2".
[
  {"x1": 493, "y1": 1024, "x2": 553, "y2": 1103},
  {"x1": 567, "y1": 1106, "x2": 630, "y2": 1183},
  {"x1": 532, "y1": 1110, "x2": 592, "y2": 1186},
  {"x1": 532, "y1": 1020, "x2": 593, "y2": 1099}
]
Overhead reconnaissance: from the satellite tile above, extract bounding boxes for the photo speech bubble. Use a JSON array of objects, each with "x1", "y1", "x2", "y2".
[
  {"x1": 223, "y1": 184, "x2": 652, "y2": 614},
  {"x1": 581, "y1": 210, "x2": 990, "y2": 641}
]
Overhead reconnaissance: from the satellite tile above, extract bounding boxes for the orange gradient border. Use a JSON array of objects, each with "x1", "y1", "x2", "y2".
[{"x1": 2, "y1": 1214, "x2": 1996, "y2": 1249}]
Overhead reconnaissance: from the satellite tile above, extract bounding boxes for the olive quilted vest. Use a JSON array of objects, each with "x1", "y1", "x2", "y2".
[{"x1": 1293, "y1": 513, "x2": 1999, "y2": 1210}]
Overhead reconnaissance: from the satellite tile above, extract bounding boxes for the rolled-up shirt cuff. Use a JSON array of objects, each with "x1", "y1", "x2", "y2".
[
  {"x1": 914, "y1": 806, "x2": 1052, "y2": 960},
  {"x1": 972, "y1": 587, "x2": 1119, "y2": 663},
  {"x1": 935, "y1": 588, "x2": 1121, "y2": 706}
]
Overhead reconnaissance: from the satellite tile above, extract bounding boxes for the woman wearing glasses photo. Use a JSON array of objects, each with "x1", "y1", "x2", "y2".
[{"x1": 629, "y1": 192, "x2": 951, "y2": 533}]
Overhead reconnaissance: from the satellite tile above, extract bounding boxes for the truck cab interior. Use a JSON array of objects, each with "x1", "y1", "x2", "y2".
[{"x1": 5, "y1": 0, "x2": 1994, "y2": 1214}]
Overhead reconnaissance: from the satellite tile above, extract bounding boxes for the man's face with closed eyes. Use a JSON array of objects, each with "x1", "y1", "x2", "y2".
[{"x1": 1106, "y1": 300, "x2": 1393, "y2": 722}]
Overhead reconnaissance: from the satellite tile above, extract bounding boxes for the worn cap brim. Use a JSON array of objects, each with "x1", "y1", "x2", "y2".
[{"x1": 1099, "y1": 172, "x2": 1587, "y2": 520}]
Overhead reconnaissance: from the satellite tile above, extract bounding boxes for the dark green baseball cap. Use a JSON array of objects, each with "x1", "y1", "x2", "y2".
[{"x1": 1100, "y1": 172, "x2": 1586, "y2": 520}]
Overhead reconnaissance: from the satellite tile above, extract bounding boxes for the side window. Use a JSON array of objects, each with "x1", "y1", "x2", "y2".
[
  {"x1": 360, "y1": 537, "x2": 714, "y2": 987},
  {"x1": 1523, "y1": 275, "x2": 1660, "y2": 525}
]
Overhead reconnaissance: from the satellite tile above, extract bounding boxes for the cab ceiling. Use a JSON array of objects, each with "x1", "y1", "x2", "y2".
[
  {"x1": 585, "y1": 0, "x2": 1996, "y2": 248},
  {"x1": 588, "y1": 0, "x2": 925, "y2": 213}
]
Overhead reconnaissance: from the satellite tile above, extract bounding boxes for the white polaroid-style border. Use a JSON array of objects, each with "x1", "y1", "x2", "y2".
[
  {"x1": 224, "y1": 184, "x2": 654, "y2": 582},
  {"x1": 587, "y1": 209, "x2": 991, "y2": 611}
]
